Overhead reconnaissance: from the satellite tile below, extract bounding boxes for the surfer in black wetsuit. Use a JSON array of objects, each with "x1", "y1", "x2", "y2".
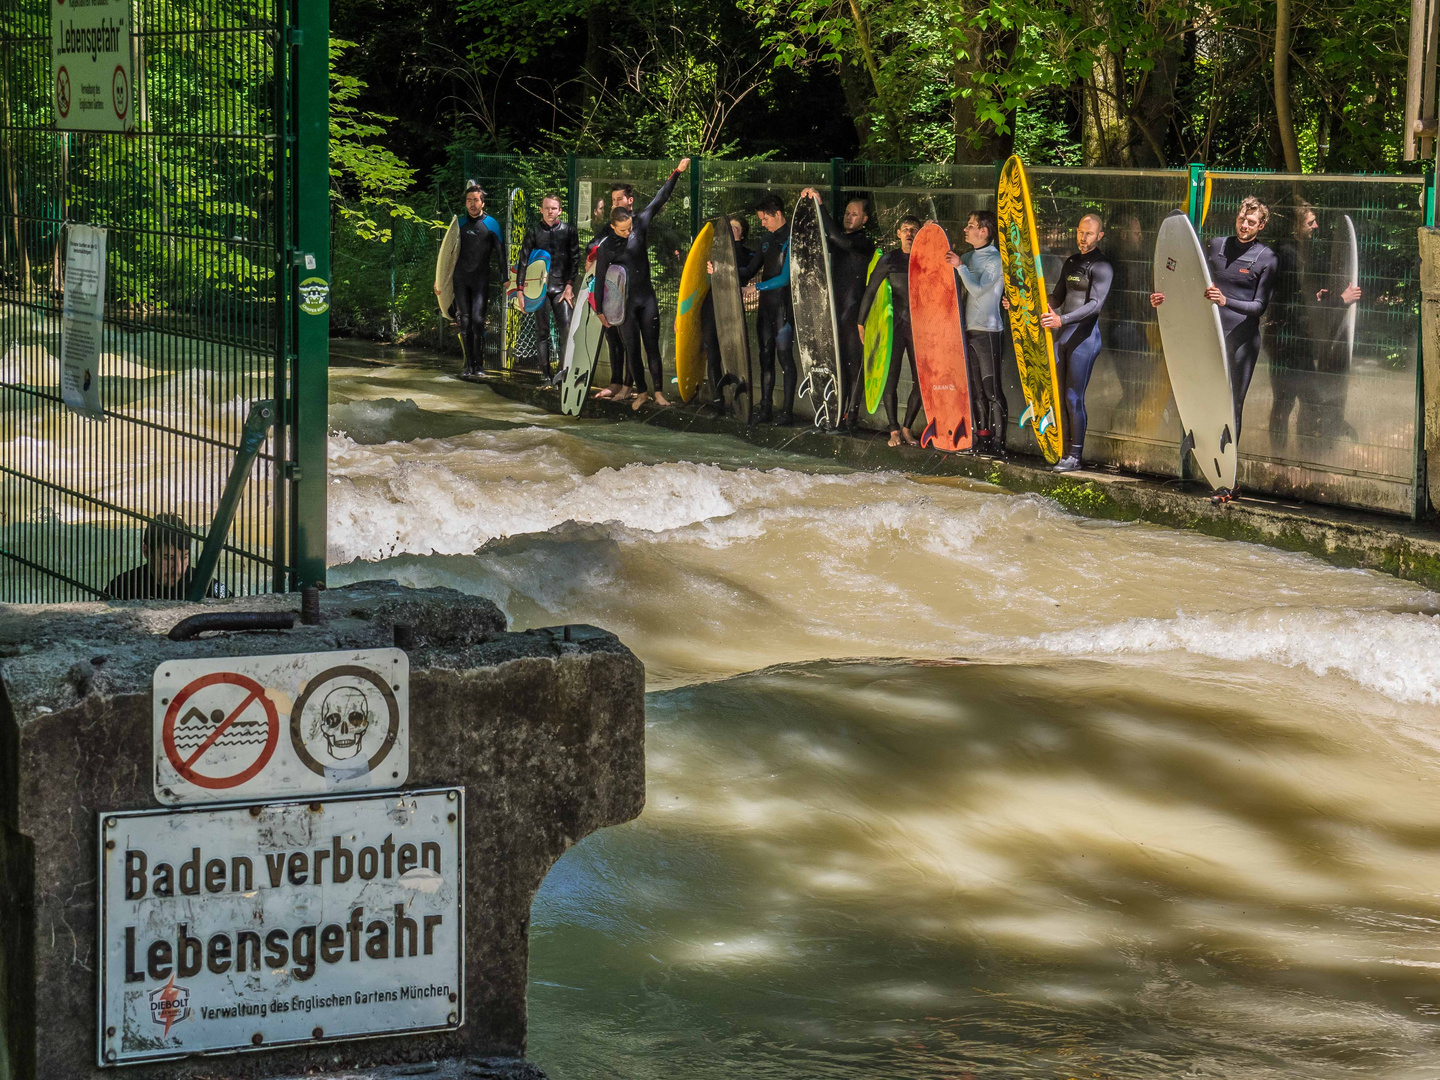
[
  {"x1": 593, "y1": 157, "x2": 691, "y2": 409},
  {"x1": 592, "y1": 183, "x2": 636, "y2": 400},
  {"x1": 1151, "y1": 196, "x2": 1278, "y2": 504},
  {"x1": 701, "y1": 215, "x2": 755, "y2": 410},
  {"x1": 858, "y1": 215, "x2": 923, "y2": 447},
  {"x1": 1043, "y1": 214, "x2": 1113, "y2": 473},
  {"x1": 516, "y1": 192, "x2": 579, "y2": 380},
  {"x1": 435, "y1": 183, "x2": 501, "y2": 376},
  {"x1": 802, "y1": 187, "x2": 875, "y2": 429},
  {"x1": 740, "y1": 195, "x2": 797, "y2": 424}
]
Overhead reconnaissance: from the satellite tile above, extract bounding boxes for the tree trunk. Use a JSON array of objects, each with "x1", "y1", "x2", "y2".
[
  {"x1": 1273, "y1": 0, "x2": 1302, "y2": 171},
  {"x1": 579, "y1": 0, "x2": 609, "y2": 132},
  {"x1": 836, "y1": 56, "x2": 877, "y2": 153},
  {"x1": 1129, "y1": 40, "x2": 1180, "y2": 167},
  {"x1": 1081, "y1": 50, "x2": 1129, "y2": 166},
  {"x1": 845, "y1": 0, "x2": 906, "y2": 159}
]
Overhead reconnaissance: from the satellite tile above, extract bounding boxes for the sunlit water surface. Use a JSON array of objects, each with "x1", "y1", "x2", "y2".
[{"x1": 329, "y1": 349, "x2": 1440, "y2": 1077}]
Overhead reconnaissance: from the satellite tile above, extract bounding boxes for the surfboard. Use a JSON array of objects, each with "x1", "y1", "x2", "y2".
[
  {"x1": 708, "y1": 217, "x2": 752, "y2": 424},
  {"x1": 675, "y1": 221, "x2": 713, "y2": 403},
  {"x1": 862, "y1": 251, "x2": 892, "y2": 415},
  {"x1": 434, "y1": 216, "x2": 459, "y2": 318},
  {"x1": 522, "y1": 251, "x2": 550, "y2": 313},
  {"x1": 909, "y1": 222, "x2": 972, "y2": 452},
  {"x1": 790, "y1": 193, "x2": 843, "y2": 428},
  {"x1": 601, "y1": 265, "x2": 627, "y2": 325},
  {"x1": 1337, "y1": 213, "x2": 1358, "y2": 364},
  {"x1": 1153, "y1": 209, "x2": 1235, "y2": 491},
  {"x1": 501, "y1": 187, "x2": 526, "y2": 370},
  {"x1": 996, "y1": 155, "x2": 1063, "y2": 463},
  {"x1": 559, "y1": 260, "x2": 606, "y2": 416}
]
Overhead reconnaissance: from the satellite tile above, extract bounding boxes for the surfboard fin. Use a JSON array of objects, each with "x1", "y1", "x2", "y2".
[
  {"x1": 1179, "y1": 430, "x2": 1195, "y2": 461},
  {"x1": 1018, "y1": 403, "x2": 1035, "y2": 429},
  {"x1": 1219, "y1": 425, "x2": 1233, "y2": 452},
  {"x1": 1036, "y1": 408, "x2": 1055, "y2": 434},
  {"x1": 920, "y1": 418, "x2": 937, "y2": 448}
]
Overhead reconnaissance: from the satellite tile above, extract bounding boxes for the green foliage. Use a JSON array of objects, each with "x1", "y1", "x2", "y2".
[{"x1": 1048, "y1": 479, "x2": 1110, "y2": 514}]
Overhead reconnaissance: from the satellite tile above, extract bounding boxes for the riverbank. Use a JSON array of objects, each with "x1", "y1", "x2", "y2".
[{"x1": 468, "y1": 369, "x2": 1440, "y2": 593}]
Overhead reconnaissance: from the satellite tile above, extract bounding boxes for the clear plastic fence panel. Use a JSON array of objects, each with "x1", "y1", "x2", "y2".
[
  {"x1": 1021, "y1": 167, "x2": 1192, "y2": 468},
  {"x1": 575, "y1": 158, "x2": 694, "y2": 393},
  {"x1": 1203, "y1": 172, "x2": 1423, "y2": 514}
]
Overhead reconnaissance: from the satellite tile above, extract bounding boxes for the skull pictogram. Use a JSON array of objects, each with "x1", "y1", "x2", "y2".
[{"x1": 313, "y1": 685, "x2": 371, "y2": 759}]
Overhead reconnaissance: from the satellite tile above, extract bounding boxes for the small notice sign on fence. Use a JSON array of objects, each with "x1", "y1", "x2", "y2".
[
  {"x1": 98, "y1": 789, "x2": 464, "y2": 1066},
  {"x1": 153, "y1": 650, "x2": 409, "y2": 805},
  {"x1": 60, "y1": 224, "x2": 106, "y2": 420}
]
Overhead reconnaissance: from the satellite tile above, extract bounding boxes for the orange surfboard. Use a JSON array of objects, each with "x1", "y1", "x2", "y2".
[{"x1": 908, "y1": 222, "x2": 972, "y2": 452}]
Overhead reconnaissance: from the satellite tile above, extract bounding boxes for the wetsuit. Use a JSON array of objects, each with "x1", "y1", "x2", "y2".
[
  {"x1": 956, "y1": 244, "x2": 1005, "y2": 449},
  {"x1": 587, "y1": 226, "x2": 629, "y2": 389},
  {"x1": 702, "y1": 238, "x2": 755, "y2": 404},
  {"x1": 593, "y1": 169, "x2": 682, "y2": 394},
  {"x1": 106, "y1": 564, "x2": 229, "y2": 600},
  {"x1": 859, "y1": 247, "x2": 921, "y2": 434},
  {"x1": 740, "y1": 223, "x2": 797, "y2": 421},
  {"x1": 1048, "y1": 248, "x2": 1114, "y2": 461},
  {"x1": 1206, "y1": 234, "x2": 1278, "y2": 443},
  {"x1": 816, "y1": 204, "x2": 876, "y2": 423},
  {"x1": 452, "y1": 211, "x2": 502, "y2": 374},
  {"x1": 517, "y1": 216, "x2": 580, "y2": 375}
]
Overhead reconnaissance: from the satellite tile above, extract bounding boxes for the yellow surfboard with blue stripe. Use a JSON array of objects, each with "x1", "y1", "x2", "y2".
[{"x1": 675, "y1": 220, "x2": 714, "y2": 403}]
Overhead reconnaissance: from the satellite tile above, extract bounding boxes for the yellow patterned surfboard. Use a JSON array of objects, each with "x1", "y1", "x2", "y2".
[{"x1": 996, "y1": 156, "x2": 1063, "y2": 463}]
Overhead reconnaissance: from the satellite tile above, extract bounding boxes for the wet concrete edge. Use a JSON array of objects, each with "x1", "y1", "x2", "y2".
[{"x1": 468, "y1": 371, "x2": 1440, "y2": 594}]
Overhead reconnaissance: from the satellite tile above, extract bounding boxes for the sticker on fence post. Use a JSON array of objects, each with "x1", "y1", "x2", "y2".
[
  {"x1": 60, "y1": 224, "x2": 107, "y2": 420},
  {"x1": 153, "y1": 650, "x2": 408, "y2": 805},
  {"x1": 51, "y1": 0, "x2": 135, "y2": 134}
]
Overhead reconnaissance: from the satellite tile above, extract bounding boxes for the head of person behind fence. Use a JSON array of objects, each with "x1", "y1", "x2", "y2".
[{"x1": 106, "y1": 513, "x2": 226, "y2": 601}]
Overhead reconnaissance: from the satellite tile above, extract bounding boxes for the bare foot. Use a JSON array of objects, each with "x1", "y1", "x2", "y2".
[
  {"x1": 653, "y1": 392, "x2": 671, "y2": 407},
  {"x1": 887, "y1": 430, "x2": 902, "y2": 447},
  {"x1": 612, "y1": 387, "x2": 634, "y2": 403},
  {"x1": 595, "y1": 383, "x2": 622, "y2": 398},
  {"x1": 630, "y1": 392, "x2": 651, "y2": 411},
  {"x1": 901, "y1": 428, "x2": 919, "y2": 446}
]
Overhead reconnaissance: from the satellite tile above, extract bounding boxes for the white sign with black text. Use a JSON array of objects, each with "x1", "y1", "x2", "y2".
[
  {"x1": 60, "y1": 224, "x2": 106, "y2": 419},
  {"x1": 98, "y1": 789, "x2": 464, "y2": 1066},
  {"x1": 50, "y1": 0, "x2": 134, "y2": 133},
  {"x1": 152, "y1": 649, "x2": 409, "y2": 805}
]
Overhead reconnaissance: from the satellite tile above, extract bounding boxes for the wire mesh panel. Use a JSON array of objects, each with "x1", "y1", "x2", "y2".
[
  {"x1": 1203, "y1": 172, "x2": 1423, "y2": 514},
  {"x1": 0, "y1": 0, "x2": 322, "y2": 601},
  {"x1": 1021, "y1": 167, "x2": 1192, "y2": 469}
]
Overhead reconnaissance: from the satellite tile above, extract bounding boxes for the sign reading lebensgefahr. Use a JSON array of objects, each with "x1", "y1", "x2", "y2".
[
  {"x1": 98, "y1": 789, "x2": 464, "y2": 1066},
  {"x1": 51, "y1": 0, "x2": 134, "y2": 133}
]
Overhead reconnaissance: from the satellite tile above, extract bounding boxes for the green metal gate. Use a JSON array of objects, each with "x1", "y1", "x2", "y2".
[{"x1": 0, "y1": 0, "x2": 329, "y2": 602}]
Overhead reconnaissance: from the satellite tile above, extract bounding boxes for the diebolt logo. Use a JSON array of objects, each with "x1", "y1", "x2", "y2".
[
  {"x1": 149, "y1": 975, "x2": 192, "y2": 1036},
  {"x1": 1165, "y1": 257, "x2": 1176, "y2": 271}
]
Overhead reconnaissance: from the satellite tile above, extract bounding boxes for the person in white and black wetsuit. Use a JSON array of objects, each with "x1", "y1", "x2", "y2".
[
  {"x1": 801, "y1": 187, "x2": 876, "y2": 429},
  {"x1": 592, "y1": 157, "x2": 691, "y2": 409},
  {"x1": 1151, "y1": 196, "x2": 1277, "y2": 502},
  {"x1": 435, "y1": 183, "x2": 501, "y2": 375},
  {"x1": 1042, "y1": 214, "x2": 1113, "y2": 473},
  {"x1": 740, "y1": 195, "x2": 797, "y2": 424},
  {"x1": 591, "y1": 182, "x2": 636, "y2": 399},
  {"x1": 516, "y1": 192, "x2": 579, "y2": 379},
  {"x1": 700, "y1": 215, "x2": 755, "y2": 409},
  {"x1": 944, "y1": 210, "x2": 1005, "y2": 455},
  {"x1": 858, "y1": 215, "x2": 923, "y2": 447}
]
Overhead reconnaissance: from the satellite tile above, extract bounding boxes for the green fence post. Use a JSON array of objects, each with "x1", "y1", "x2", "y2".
[
  {"x1": 1187, "y1": 162, "x2": 1206, "y2": 229},
  {"x1": 190, "y1": 402, "x2": 278, "y2": 601},
  {"x1": 830, "y1": 158, "x2": 843, "y2": 209},
  {"x1": 291, "y1": 0, "x2": 329, "y2": 589},
  {"x1": 691, "y1": 157, "x2": 702, "y2": 236}
]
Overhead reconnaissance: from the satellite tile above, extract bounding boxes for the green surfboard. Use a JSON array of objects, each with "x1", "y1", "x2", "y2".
[{"x1": 862, "y1": 251, "x2": 892, "y2": 415}]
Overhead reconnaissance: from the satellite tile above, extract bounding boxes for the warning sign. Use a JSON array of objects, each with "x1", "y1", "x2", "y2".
[
  {"x1": 50, "y1": 0, "x2": 134, "y2": 133},
  {"x1": 153, "y1": 650, "x2": 408, "y2": 806}
]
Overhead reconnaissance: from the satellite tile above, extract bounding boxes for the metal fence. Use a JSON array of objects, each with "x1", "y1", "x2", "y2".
[
  {"x1": 0, "y1": 0, "x2": 329, "y2": 602},
  {"x1": 375, "y1": 152, "x2": 1433, "y2": 516}
]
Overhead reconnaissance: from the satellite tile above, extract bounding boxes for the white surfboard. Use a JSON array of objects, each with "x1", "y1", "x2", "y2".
[
  {"x1": 559, "y1": 262, "x2": 606, "y2": 416},
  {"x1": 1338, "y1": 213, "x2": 1358, "y2": 363},
  {"x1": 434, "y1": 216, "x2": 459, "y2": 318},
  {"x1": 1154, "y1": 210, "x2": 1235, "y2": 491}
]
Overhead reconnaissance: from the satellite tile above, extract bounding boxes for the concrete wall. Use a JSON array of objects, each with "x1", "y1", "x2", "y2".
[{"x1": 0, "y1": 582, "x2": 646, "y2": 1079}]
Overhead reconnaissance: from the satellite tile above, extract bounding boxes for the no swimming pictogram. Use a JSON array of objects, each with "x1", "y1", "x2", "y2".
[{"x1": 160, "y1": 672, "x2": 280, "y2": 790}]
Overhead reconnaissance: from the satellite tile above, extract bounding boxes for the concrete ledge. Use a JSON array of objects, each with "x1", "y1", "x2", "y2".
[
  {"x1": 472, "y1": 371, "x2": 1440, "y2": 592},
  {"x1": 1, "y1": 581, "x2": 645, "y2": 1079}
]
